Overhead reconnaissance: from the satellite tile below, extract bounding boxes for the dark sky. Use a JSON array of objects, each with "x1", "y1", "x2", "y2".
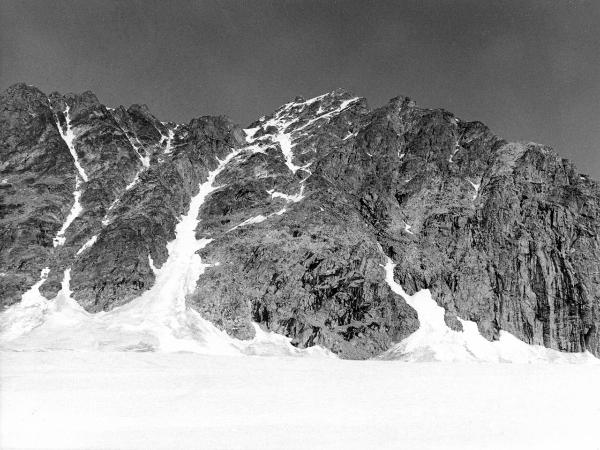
[{"x1": 1, "y1": 0, "x2": 599, "y2": 178}]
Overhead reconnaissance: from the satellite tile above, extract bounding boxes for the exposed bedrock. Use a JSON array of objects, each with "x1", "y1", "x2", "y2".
[{"x1": 1, "y1": 83, "x2": 598, "y2": 358}]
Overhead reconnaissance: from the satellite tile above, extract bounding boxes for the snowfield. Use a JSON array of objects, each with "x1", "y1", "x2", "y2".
[
  {"x1": 1, "y1": 351, "x2": 600, "y2": 450},
  {"x1": 2, "y1": 128, "x2": 600, "y2": 448}
]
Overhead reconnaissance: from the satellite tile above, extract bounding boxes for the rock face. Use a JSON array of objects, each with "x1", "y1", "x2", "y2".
[{"x1": 1, "y1": 83, "x2": 598, "y2": 358}]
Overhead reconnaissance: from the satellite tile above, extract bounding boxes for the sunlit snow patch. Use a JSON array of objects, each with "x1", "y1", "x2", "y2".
[
  {"x1": 243, "y1": 127, "x2": 260, "y2": 139},
  {"x1": 267, "y1": 184, "x2": 305, "y2": 203},
  {"x1": 148, "y1": 254, "x2": 160, "y2": 276},
  {"x1": 76, "y1": 235, "x2": 97, "y2": 255},
  {"x1": 227, "y1": 184, "x2": 307, "y2": 231},
  {"x1": 99, "y1": 168, "x2": 143, "y2": 228},
  {"x1": 380, "y1": 257, "x2": 598, "y2": 363},
  {"x1": 162, "y1": 128, "x2": 175, "y2": 154},
  {"x1": 125, "y1": 169, "x2": 143, "y2": 191},
  {"x1": 273, "y1": 131, "x2": 303, "y2": 173},
  {"x1": 467, "y1": 179, "x2": 481, "y2": 200}
]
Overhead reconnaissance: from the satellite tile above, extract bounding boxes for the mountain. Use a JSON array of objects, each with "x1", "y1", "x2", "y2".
[{"x1": 1, "y1": 82, "x2": 598, "y2": 360}]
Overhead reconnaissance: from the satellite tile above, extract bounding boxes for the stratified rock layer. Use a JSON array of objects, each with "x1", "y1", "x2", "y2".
[{"x1": 1, "y1": 83, "x2": 598, "y2": 358}]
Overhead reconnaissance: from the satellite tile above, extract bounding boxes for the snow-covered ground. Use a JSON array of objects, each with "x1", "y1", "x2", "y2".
[{"x1": 1, "y1": 351, "x2": 599, "y2": 450}]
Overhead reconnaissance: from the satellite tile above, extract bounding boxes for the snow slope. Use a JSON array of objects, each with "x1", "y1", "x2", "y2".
[
  {"x1": 1, "y1": 351, "x2": 599, "y2": 450},
  {"x1": 381, "y1": 257, "x2": 598, "y2": 363}
]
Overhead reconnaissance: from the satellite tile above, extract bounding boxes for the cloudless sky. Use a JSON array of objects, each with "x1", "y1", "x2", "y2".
[{"x1": 1, "y1": 0, "x2": 598, "y2": 177}]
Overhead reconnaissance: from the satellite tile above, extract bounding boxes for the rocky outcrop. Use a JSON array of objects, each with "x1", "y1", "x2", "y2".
[
  {"x1": 1, "y1": 83, "x2": 598, "y2": 358},
  {"x1": 66, "y1": 114, "x2": 244, "y2": 311},
  {"x1": 1, "y1": 83, "x2": 245, "y2": 311},
  {"x1": 0, "y1": 84, "x2": 74, "y2": 305}
]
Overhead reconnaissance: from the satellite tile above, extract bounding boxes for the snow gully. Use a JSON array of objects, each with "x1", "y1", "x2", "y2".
[{"x1": 53, "y1": 106, "x2": 87, "y2": 247}]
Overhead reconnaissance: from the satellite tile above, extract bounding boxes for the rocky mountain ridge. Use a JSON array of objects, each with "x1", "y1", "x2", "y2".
[{"x1": 1, "y1": 82, "x2": 598, "y2": 359}]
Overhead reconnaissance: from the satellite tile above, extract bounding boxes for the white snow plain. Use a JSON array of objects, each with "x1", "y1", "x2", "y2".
[{"x1": 1, "y1": 351, "x2": 600, "y2": 450}]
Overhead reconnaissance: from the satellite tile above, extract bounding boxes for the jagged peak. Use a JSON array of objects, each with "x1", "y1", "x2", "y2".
[
  {"x1": 187, "y1": 114, "x2": 240, "y2": 131},
  {"x1": 127, "y1": 103, "x2": 152, "y2": 114},
  {"x1": 1, "y1": 83, "x2": 48, "y2": 105},
  {"x1": 387, "y1": 95, "x2": 416, "y2": 109},
  {"x1": 249, "y1": 89, "x2": 366, "y2": 131},
  {"x1": 288, "y1": 88, "x2": 357, "y2": 106},
  {"x1": 4, "y1": 82, "x2": 44, "y2": 95}
]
